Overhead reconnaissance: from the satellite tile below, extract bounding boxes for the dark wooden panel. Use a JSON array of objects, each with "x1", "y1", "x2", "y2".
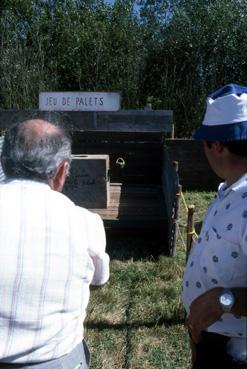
[
  {"x1": 166, "y1": 139, "x2": 221, "y2": 190},
  {"x1": 0, "y1": 110, "x2": 173, "y2": 133},
  {"x1": 72, "y1": 138, "x2": 163, "y2": 184},
  {"x1": 72, "y1": 131, "x2": 165, "y2": 143},
  {"x1": 96, "y1": 110, "x2": 173, "y2": 132},
  {"x1": 0, "y1": 110, "x2": 92, "y2": 131}
]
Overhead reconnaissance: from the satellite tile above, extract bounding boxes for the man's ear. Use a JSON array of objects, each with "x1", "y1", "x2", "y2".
[
  {"x1": 48, "y1": 161, "x2": 69, "y2": 192},
  {"x1": 212, "y1": 141, "x2": 225, "y2": 154}
]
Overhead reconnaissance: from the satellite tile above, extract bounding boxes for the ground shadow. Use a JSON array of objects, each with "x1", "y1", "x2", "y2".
[{"x1": 105, "y1": 228, "x2": 169, "y2": 261}]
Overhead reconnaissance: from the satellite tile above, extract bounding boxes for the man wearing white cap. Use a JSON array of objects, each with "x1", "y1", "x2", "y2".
[{"x1": 182, "y1": 84, "x2": 247, "y2": 368}]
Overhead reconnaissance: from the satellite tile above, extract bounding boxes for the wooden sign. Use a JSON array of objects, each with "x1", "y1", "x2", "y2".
[
  {"x1": 39, "y1": 92, "x2": 120, "y2": 111},
  {"x1": 63, "y1": 154, "x2": 110, "y2": 208}
]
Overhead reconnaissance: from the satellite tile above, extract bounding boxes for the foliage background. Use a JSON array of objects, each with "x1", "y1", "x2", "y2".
[{"x1": 0, "y1": 0, "x2": 246, "y2": 136}]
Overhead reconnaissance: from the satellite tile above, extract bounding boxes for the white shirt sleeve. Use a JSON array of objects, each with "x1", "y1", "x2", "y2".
[
  {"x1": 0, "y1": 136, "x2": 6, "y2": 182},
  {"x1": 78, "y1": 207, "x2": 110, "y2": 286}
]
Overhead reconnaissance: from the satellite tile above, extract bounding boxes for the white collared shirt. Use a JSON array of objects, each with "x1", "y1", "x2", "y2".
[
  {"x1": 0, "y1": 179, "x2": 109, "y2": 363},
  {"x1": 182, "y1": 173, "x2": 247, "y2": 338},
  {"x1": 0, "y1": 136, "x2": 5, "y2": 183}
]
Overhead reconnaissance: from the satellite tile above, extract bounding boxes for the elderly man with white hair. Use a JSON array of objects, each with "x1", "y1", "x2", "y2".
[
  {"x1": 182, "y1": 84, "x2": 247, "y2": 369},
  {"x1": 0, "y1": 119, "x2": 109, "y2": 368}
]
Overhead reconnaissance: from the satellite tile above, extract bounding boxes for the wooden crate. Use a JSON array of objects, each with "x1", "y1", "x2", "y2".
[
  {"x1": 0, "y1": 110, "x2": 179, "y2": 255},
  {"x1": 72, "y1": 130, "x2": 179, "y2": 256}
]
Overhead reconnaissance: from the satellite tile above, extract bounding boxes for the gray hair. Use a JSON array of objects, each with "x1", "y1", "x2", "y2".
[{"x1": 1, "y1": 120, "x2": 72, "y2": 181}]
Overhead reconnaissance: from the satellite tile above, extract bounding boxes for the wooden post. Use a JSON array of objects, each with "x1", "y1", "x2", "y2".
[
  {"x1": 186, "y1": 205, "x2": 195, "y2": 261},
  {"x1": 171, "y1": 124, "x2": 175, "y2": 139},
  {"x1": 170, "y1": 183, "x2": 182, "y2": 256},
  {"x1": 145, "y1": 102, "x2": 152, "y2": 110},
  {"x1": 173, "y1": 160, "x2": 179, "y2": 173}
]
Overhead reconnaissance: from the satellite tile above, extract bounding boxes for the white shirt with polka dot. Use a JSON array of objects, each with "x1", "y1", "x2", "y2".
[{"x1": 182, "y1": 172, "x2": 247, "y2": 339}]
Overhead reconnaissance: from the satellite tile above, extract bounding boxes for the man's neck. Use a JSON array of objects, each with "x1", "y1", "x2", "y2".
[{"x1": 225, "y1": 160, "x2": 247, "y2": 187}]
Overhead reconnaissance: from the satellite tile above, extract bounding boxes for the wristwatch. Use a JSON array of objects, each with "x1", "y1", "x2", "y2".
[{"x1": 219, "y1": 289, "x2": 235, "y2": 313}]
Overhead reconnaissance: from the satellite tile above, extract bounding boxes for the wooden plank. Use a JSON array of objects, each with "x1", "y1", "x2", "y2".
[
  {"x1": 0, "y1": 110, "x2": 172, "y2": 133},
  {"x1": 96, "y1": 110, "x2": 173, "y2": 132},
  {"x1": 87, "y1": 183, "x2": 166, "y2": 221},
  {"x1": 63, "y1": 154, "x2": 110, "y2": 208},
  {"x1": 0, "y1": 111, "x2": 93, "y2": 131},
  {"x1": 72, "y1": 131, "x2": 164, "y2": 143},
  {"x1": 72, "y1": 140, "x2": 163, "y2": 184}
]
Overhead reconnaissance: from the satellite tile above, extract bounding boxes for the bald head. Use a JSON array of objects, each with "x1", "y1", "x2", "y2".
[
  {"x1": 1, "y1": 119, "x2": 71, "y2": 182},
  {"x1": 22, "y1": 119, "x2": 61, "y2": 138}
]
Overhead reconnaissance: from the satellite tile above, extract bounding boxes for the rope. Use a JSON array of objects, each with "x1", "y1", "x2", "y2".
[
  {"x1": 177, "y1": 189, "x2": 199, "y2": 243},
  {"x1": 180, "y1": 191, "x2": 189, "y2": 212},
  {"x1": 188, "y1": 229, "x2": 198, "y2": 239},
  {"x1": 178, "y1": 226, "x2": 187, "y2": 250}
]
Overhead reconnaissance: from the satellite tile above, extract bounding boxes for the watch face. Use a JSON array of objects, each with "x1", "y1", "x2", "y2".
[{"x1": 220, "y1": 292, "x2": 233, "y2": 306}]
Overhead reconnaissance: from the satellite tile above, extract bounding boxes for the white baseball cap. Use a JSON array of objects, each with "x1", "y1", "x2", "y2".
[{"x1": 193, "y1": 84, "x2": 247, "y2": 141}]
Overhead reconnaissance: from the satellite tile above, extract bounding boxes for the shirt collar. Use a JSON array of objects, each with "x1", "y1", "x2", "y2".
[
  {"x1": 218, "y1": 172, "x2": 247, "y2": 199},
  {"x1": 3, "y1": 178, "x2": 50, "y2": 188}
]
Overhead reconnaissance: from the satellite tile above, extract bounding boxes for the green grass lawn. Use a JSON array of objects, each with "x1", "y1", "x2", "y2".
[{"x1": 85, "y1": 191, "x2": 215, "y2": 369}]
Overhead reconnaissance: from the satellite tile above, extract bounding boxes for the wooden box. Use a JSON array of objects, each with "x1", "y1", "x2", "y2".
[
  {"x1": 63, "y1": 154, "x2": 110, "y2": 208},
  {"x1": 0, "y1": 109, "x2": 179, "y2": 255}
]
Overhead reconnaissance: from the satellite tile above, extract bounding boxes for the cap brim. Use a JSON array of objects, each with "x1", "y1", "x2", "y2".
[{"x1": 193, "y1": 121, "x2": 247, "y2": 141}]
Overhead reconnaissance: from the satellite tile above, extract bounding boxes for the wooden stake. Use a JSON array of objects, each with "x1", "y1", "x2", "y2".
[
  {"x1": 186, "y1": 205, "x2": 195, "y2": 261},
  {"x1": 170, "y1": 183, "x2": 182, "y2": 256},
  {"x1": 171, "y1": 124, "x2": 175, "y2": 139},
  {"x1": 173, "y1": 160, "x2": 179, "y2": 173}
]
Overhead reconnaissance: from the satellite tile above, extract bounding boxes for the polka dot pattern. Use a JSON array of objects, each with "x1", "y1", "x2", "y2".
[
  {"x1": 243, "y1": 210, "x2": 247, "y2": 218},
  {"x1": 182, "y1": 173, "x2": 247, "y2": 339},
  {"x1": 212, "y1": 256, "x2": 218, "y2": 263}
]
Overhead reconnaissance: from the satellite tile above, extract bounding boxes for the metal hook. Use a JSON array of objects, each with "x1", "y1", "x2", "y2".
[{"x1": 116, "y1": 157, "x2": 126, "y2": 169}]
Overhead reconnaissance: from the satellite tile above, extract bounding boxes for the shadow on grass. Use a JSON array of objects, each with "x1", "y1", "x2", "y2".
[
  {"x1": 106, "y1": 229, "x2": 170, "y2": 261},
  {"x1": 86, "y1": 317, "x2": 185, "y2": 331}
]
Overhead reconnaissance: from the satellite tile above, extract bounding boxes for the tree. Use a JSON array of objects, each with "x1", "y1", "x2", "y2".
[
  {"x1": 140, "y1": 0, "x2": 247, "y2": 136},
  {"x1": 0, "y1": 0, "x2": 246, "y2": 137}
]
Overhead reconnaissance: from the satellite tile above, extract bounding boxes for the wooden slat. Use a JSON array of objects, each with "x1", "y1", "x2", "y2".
[
  {"x1": 89, "y1": 183, "x2": 166, "y2": 222},
  {"x1": 72, "y1": 139, "x2": 163, "y2": 184},
  {"x1": 0, "y1": 110, "x2": 173, "y2": 133},
  {"x1": 96, "y1": 110, "x2": 172, "y2": 132},
  {"x1": 72, "y1": 131, "x2": 164, "y2": 143}
]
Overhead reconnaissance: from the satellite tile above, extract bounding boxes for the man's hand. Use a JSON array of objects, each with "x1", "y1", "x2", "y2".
[{"x1": 188, "y1": 287, "x2": 223, "y2": 344}]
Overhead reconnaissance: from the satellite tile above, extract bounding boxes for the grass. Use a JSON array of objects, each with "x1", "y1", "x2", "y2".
[{"x1": 85, "y1": 191, "x2": 215, "y2": 369}]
